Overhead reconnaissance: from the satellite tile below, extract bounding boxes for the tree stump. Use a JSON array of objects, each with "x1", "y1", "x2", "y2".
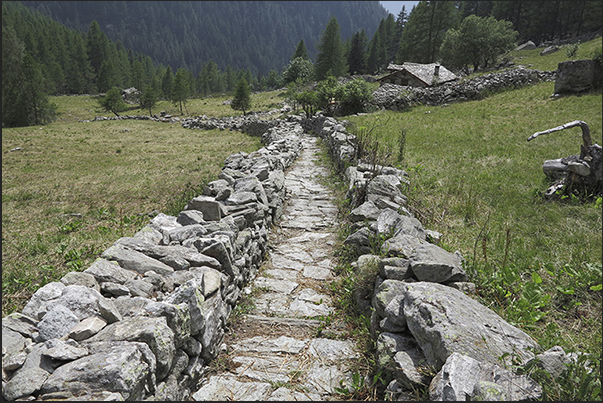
[{"x1": 527, "y1": 120, "x2": 602, "y2": 199}]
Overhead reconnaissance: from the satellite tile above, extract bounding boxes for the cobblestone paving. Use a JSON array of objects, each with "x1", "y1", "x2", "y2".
[{"x1": 192, "y1": 134, "x2": 358, "y2": 401}]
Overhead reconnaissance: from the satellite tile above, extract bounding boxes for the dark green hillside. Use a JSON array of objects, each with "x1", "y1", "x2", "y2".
[{"x1": 20, "y1": 0, "x2": 389, "y2": 76}]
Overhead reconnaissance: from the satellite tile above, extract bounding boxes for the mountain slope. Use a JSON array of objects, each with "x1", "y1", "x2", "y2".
[{"x1": 21, "y1": 1, "x2": 389, "y2": 75}]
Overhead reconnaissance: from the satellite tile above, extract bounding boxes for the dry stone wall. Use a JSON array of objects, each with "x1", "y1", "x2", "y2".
[
  {"x1": 304, "y1": 114, "x2": 580, "y2": 401},
  {"x1": 371, "y1": 67, "x2": 556, "y2": 111},
  {"x1": 2, "y1": 118, "x2": 304, "y2": 401},
  {"x1": 4, "y1": 102, "x2": 580, "y2": 400}
]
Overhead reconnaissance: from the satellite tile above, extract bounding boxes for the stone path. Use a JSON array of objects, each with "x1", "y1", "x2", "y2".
[{"x1": 192, "y1": 134, "x2": 359, "y2": 401}]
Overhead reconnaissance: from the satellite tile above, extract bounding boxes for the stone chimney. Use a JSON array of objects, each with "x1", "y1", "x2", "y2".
[{"x1": 434, "y1": 64, "x2": 440, "y2": 76}]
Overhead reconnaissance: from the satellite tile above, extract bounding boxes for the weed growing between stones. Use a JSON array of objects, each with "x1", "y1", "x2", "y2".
[
  {"x1": 164, "y1": 179, "x2": 211, "y2": 217},
  {"x1": 314, "y1": 134, "x2": 394, "y2": 400},
  {"x1": 522, "y1": 350, "x2": 601, "y2": 401}
]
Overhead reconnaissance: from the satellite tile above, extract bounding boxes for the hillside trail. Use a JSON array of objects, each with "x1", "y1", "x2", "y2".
[{"x1": 191, "y1": 133, "x2": 362, "y2": 400}]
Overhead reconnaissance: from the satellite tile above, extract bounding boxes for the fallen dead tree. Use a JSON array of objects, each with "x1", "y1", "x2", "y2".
[{"x1": 527, "y1": 120, "x2": 602, "y2": 198}]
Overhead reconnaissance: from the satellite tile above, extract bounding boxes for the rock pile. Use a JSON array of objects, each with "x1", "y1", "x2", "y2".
[
  {"x1": 305, "y1": 114, "x2": 578, "y2": 401},
  {"x1": 83, "y1": 105, "x2": 292, "y2": 132},
  {"x1": 1, "y1": 118, "x2": 303, "y2": 401},
  {"x1": 181, "y1": 105, "x2": 292, "y2": 135},
  {"x1": 371, "y1": 67, "x2": 556, "y2": 111}
]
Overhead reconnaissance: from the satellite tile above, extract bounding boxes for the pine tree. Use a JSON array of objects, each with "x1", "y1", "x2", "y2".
[
  {"x1": 367, "y1": 29, "x2": 382, "y2": 74},
  {"x1": 161, "y1": 66, "x2": 174, "y2": 99},
  {"x1": 315, "y1": 16, "x2": 347, "y2": 81},
  {"x1": 2, "y1": 25, "x2": 26, "y2": 126},
  {"x1": 86, "y1": 20, "x2": 110, "y2": 76},
  {"x1": 97, "y1": 59, "x2": 118, "y2": 93},
  {"x1": 140, "y1": 77, "x2": 159, "y2": 116},
  {"x1": 231, "y1": 77, "x2": 251, "y2": 115},
  {"x1": 397, "y1": 1, "x2": 459, "y2": 64},
  {"x1": 98, "y1": 86, "x2": 127, "y2": 117},
  {"x1": 224, "y1": 65, "x2": 236, "y2": 92},
  {"x1": 292, "y1": 39, "x2": 309, "y2": 60},
  {"x1": 348, "y1": 30, "x2": 368, "y2": 75},
  {"x1": 131, "y1": 59, "x2": 147, "y2": 91},
  {"x1": 171, "y1": 68, "x2": 190, "y2": 115}
]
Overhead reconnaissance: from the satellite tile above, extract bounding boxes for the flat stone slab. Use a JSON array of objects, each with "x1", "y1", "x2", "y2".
[
  {"x1": 264, "y1": 268, "x2": 299, "y2": 281},
  {"x1": 253, "y1": 277, "x2": 298, "y2": 294},
  {"x1": 269, "y1": 253, "x2": 306, "y2": 271},
  {"x1": 302, "y1": 265, "x2": 333, "y2": 280},
  {"x1": 232, "y1": 336, "x2": 308, "y2": 354},
  {"x1": 192, "y1": 375, "x2": 272, "y2": 401},
  {"x1": 307, "y1": 338, "x2": 360, "y2": 361},
  {"x1": 231, "y1": 355, "x2": 302, "y2": 382}
]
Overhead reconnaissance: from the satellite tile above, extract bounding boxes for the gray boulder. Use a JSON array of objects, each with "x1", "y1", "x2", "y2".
[
  {"x1": 2, "y1": 312, "x2": 38, "y2": 337},
  {"x1": 101, "y1": 243, "x2": 174, "y2": 276},
  {"x1": 40, "y1": 341, "x2": 155, "y2": 400},
  {"x1": 515, "y1": 40, "x2": 536, "y2": 50},
  {"x1": 87, "y1": 316, "x2": 175, "y2": 381},
  {"x1": 525, "y1": 345, "x2": 575, "y2": 379},
  {"x1": 382, "y1": 233, "x2": 428, "y2": 258},
  {"x1": 366, "y1": 175, "x2": 408, "y2": 207},
  {"x1": 185, "y1": 195, "x2": 225, "y2": 221},
  {"x1": 67, "y1": 316, "x2": 107, "y2": 341},
  {"x1": 429, "y1": 352, "x2": 542, "y2": 401},
  {"x1": 378, "y1": 257, "x2": 412, "y2": 281},
  {"x1": 164, "y1": 277, "x2": 206, "y2": 336},
  {"x1": 555, "y1": 59, "x2": 599, "y2": 94},
  {"x1": 349, "y1": 200, "x2": 381, "y2": 223},
  {"x1": 409, "y1": 243, "x2": 467, "y2": 284},
  {"x1": 84, "y1": 258, "x2": 138, "y2": 285},
  {"x1": 22, "y1": 282, "x2": 65, "y2": 320},
  {"x1": 540, "y1": 45, "x2": 559, "y2": 56},
  {"x1": 60, "y1": 271, "x2": 100, "y2": 292},
  {"x1": 177, "y1": 209, "x2": 206, "y2": 226},
  {"x1": 343, "y1": 227, "x2": 374, "y2": 255},
  {"x1": 377, "y1": 332, "x2": 430, "y2": 390},
  {"x1": 402, "y1": 282, "x2": 540, "y2": 370},
  {"x1": 54, "y1": 285, "x2": 104, "y2": 320},
  {"x1": 36, "y1": 305, "x2": 80, "y2": 342}
]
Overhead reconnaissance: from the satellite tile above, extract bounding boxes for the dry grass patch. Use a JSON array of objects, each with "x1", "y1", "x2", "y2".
[{"x1": 2, "y1": 118, "x2": 261, "y2": 316}]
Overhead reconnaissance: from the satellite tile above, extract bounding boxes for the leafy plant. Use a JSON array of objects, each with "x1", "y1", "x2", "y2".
[
  {"x1": 334, "y1": 370, "x2": 385, "y2": 400},
  {"x1": 526, "y1": 351, "x2": 601, "y2": 401},
  {"x1": 566, "y1": 41, "x2": 581, "y2": 58}
]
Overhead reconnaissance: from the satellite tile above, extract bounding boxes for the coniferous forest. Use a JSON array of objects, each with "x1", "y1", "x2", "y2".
[{"x1": 2, "y1": 1, "x2": 602, "y2": 128}]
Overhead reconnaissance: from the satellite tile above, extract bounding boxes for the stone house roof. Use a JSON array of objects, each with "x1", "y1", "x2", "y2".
[{"x1": 378, "y1": 62, "x2": 457, "y2": 87}]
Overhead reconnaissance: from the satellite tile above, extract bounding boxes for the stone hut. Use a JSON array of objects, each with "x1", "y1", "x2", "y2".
[{"x1": 378, "y1": 62, "x2": 457, "y2": 87}]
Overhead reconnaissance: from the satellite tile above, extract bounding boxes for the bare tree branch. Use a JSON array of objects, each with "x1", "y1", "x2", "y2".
[{"x1": 527, "y1": 120, "x2": 592, "y2": 151}]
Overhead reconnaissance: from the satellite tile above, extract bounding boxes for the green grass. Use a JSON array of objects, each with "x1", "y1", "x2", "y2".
[
  {"x1": 343, "y1": 80, "x2": 602, "y2": 363},
  {"x1": 2, "y1": 112, "x2": 262, "y2": 316},
  {"x1": 508, "y1": 37, "x2": 602, "y2": 71},
  {"x1": 52, "y1": 89, "x2": 289, "y2": 123}
]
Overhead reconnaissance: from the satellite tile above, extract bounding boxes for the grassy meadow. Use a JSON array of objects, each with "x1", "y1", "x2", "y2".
[
  {"x1": 344, "y1": 79, "x2": 602, "y2": 357},
  {"x1": 2, "y1": 35, "x2": 601, "y2": 399},
  {"x1": 2, "y1": 96, "x2": 264, "y2": 315}
]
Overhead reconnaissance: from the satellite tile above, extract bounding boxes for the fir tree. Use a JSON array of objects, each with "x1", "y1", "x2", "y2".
[
  {"x1": 397, "y1": 1, "x2": 459, "y2": 64},
  {"x1": 292, "y1": 39, "x2": 309, "y2": 60},
  {"x1": 315, "y1": 17, "x2": 347, "y2": 80},
  {"x1": 140, "y1": 77, "x2": 159, "y2": 116},
  {"x1": 231, "y1": 77, "x2": 251, "y2": 115},
  {"x1": 367, "y1": 29, "x2": 382, "y2": 74},
  {"x1": 98, "y1": 86, "x2": 127, "y2": 117},
  {"x1": 348, "y1": 30, "x2": 368, "y2": 75},
  {"x1": 161, "y1": 66, "x2": 174, "y2": 99},
  {"x1": 171, "y1": 68, "x2": 190, "y2": 115}
]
